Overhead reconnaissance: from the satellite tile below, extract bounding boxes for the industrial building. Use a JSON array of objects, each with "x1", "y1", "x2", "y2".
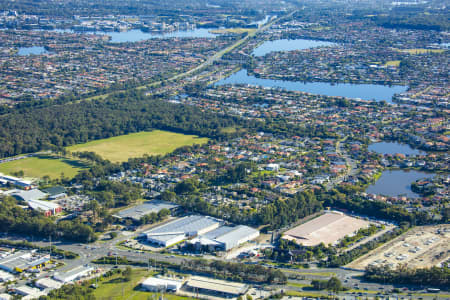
[
  {"x1": 35, "y1": 278, "x2": 63, "y2": 290},
  {"x1": 143, "y1": 215, "x2": 221, "y2": 247},
  {"x1": 0, "y1": 270, "x2": 13, "y2": 282},
  {"x1": 0, "y1": 252, "x2": 50, "y2": 273},
  {"x1": 27, "y1": 199, "x2": 62, "y2": 216},
  {"x1": 0, "y1": 174, "x2": 33, "y2": 190},
  {"x1": 142, "y1": 215, "x2": 260, "y2": 250},
  {"x1": 185, "y1": 276, "x2": 249, "y2": 298},
  {"x1": 53, "y1": 265, "x2": 94, "y2": 283},
  {"x1": 141, "y1": 277, "x2": 183, "y2": 292},
  {"x1": 13, "y1": 285, "x2": 45, "y2": 299},
  {"x1": 9, "y1": 189, "x2": 47, "y2": 202},
  {"x1": 113, "y1": 200, "x2": 179, "y2": 222},
  {"x1": 188, "y1": 225, "x2": 260, "y2": 251},
  {"x1": 282, "y1": 211, "x2": 370, "y2": 246}
]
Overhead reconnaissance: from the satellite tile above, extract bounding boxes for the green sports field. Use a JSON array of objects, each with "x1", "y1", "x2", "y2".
[
  {"x1": 0, "y1": 154, "x2": 87, "y2": 180},
  {"x1": 66, "y1": 130, "x2": 209, "y2": 163}
]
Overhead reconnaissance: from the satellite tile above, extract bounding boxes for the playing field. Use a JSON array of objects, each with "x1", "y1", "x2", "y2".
[
  {"x1": 0, "y1": 154, "x2": 87, "y2": 180},
  {"x1": 395, "y1": 48, "x2": 445, "y2": 54},
  {"x1": 66, "y1": 130, "x2": 209, "y2": 163}
]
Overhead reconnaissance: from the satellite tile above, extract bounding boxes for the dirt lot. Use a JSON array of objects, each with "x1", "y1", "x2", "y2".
[{"x1": 347, "y1": 224, "x2": 450, "y2": 270}]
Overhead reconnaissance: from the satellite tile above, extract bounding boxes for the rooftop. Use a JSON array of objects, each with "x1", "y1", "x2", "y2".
[
  {"x1": 186, "y1": 276, "x2": 248, "y2": 295},
  {"x1": 283, "y1": 211, "x2": 369, "y2": 246},
  {"x1": 114, "y1": 200, "x2": 178, "y2": 221}
]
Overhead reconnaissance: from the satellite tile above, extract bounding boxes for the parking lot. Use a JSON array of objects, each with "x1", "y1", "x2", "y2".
[{"x1": 347, "y1": 224, "x2": 450, "y2": 270}]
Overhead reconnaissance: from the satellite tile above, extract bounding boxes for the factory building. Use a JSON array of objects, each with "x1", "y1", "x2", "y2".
[
  {"x1": 185, "y1": 276, "x2": 249, "y2": 298},
  {"x1": 113, "y1": 200, "x2": 179, "y2": 222},
  {"x1": 53, "y1": 265, "x2": 94, "y2": 283},
  {"x1": 189, "y1": 225, "x2": 260, "y2": 251},
  {"x1": 0, "y1": 252, "x2": 50, "y2": 274},
  {"x1": 143, "y1": 215, "x2": 221, "y2": 247},
  {"x1": 141, "y1": 277, "x2": 183, "y2": 292}
]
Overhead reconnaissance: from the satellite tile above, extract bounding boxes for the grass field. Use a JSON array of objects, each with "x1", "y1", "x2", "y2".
[
  {"x1": 67, "y1": 130, "x2": 209, "y2": 163},
  {"x1": 384, "y1": 60, "x2": 401, "y2": 67},
  {"x1": 395, "y1": 48, "x2": 445, "y2": 54},
  {"x1": 94, "y1": 269, "x2": 192, "y2": 300},
  {"x1": 0, "y1": 154, "x2": 87, "y2": 180}
]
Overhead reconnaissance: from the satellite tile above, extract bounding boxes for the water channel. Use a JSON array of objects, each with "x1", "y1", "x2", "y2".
[
  {"x1": 17, "y1": 46, "x2": 49, "y2": 55},
  {"x1": 366, "y1": 170, "x2": 434, "y2": 198},
  {"x1": 252, "y1": 38, "x2": 337, "y2": 56},
  {"x1": 369, "y1": 142, "x2": 425, "y2": 156},
  {"x1": 215, "y1": 69, "x2": 407, "y2": 102}
]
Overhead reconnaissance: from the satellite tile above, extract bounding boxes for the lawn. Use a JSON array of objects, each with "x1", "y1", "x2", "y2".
[
  {"x1": 94, "y1": 268, "x2": 192, "y2": 300},
  {"x1": 66, "y1": 130, "x2": 209, "y2": 163},
  {"x1": 384, "y1": 60, "x2": 401, "y2": 67},
  {"x1": 395, "y1": 48, "x2": 445, "y2": 54},
  {"x1": 0, "y1": 154, "x2": 87, "y2": 180}
]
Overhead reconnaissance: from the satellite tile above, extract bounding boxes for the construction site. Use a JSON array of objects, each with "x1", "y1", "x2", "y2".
[{"x1": 347, "y1": 224, "x2": 450, "y2": 270}]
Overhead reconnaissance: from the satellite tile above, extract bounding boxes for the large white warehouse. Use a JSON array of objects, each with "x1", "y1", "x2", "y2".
[
  {"x1": 143, "y1": 215, "x2": 221, "y2": 247},
  {"x1": 141, "y1": 277, "x2": 183, "y2": 292},
  {"x1": 189, "y1": 225, "x2": 260, "y2": 251}
]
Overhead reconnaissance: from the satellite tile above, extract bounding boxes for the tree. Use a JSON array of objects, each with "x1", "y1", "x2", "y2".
[
  {"x1": 326, "y1": 277, "x2": 343, "y2": 293},
  {"x1": 122, "y1": 266, "x2": 132, "y2": 282}
]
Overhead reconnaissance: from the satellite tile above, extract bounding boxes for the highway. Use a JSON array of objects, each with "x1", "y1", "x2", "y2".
[{"x1": 3, "y1": 231, "x2": 448, "y2": 299}]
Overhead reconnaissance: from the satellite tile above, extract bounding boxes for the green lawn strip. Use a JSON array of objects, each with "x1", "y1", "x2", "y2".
[
  {"x1": 287, "y1": 282, "x2": 312, "y2": 288},
  {"x1": 67, "y1": 130, "x2": 209, "y2": 163},
  {"x1": 285, "y1": 290, "x2": 333, "y2": 299},
  {"x1": 93, "y1": 268, "x2": 153, "y2": 299}
]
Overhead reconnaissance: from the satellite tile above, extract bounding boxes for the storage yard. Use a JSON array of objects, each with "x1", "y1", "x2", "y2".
[
  {"x1": 347, "y1": 224, "x2": 450, "y2": 270},
  {"x1": 282, "y1": 211, "x2": 370, "y2": 246}
]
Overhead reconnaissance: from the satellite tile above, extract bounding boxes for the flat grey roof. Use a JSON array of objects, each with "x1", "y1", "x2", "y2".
[
  {"x1": 114, "y1": 200, "x2": 178, "y2": 221},
  {"x1": 215, "y1": 225, "x2": 259, "y2": 244},
  {"x1": 186, "y1": 276, "x2": 248, "y2": 295},
  {"x1": 145, "y1": 215, "x2": 221, "y2": 236}
]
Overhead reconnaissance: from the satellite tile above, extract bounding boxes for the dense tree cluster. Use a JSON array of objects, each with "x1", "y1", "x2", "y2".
[
  {"x1": 321, "y1": 226, "x2": 408, "y2": 267},
  {"x1": 364, "y1": 264, "x2": 449, "y2": 288},
  {"x1": 0, "y1": 90, "x2": 249, "y2": 158},
  {"x1": 0, "y1": 196, "x2": 96, "y2": 243},
  {"x1": 181, "y1": 259, "x2": 287, "y2": 284},
  {"x1": 311, "y1": 277, "x2": 345, "y2": 293},
  {"x1": 319, "y1": 189, "x2": 432, "y2": 225}
]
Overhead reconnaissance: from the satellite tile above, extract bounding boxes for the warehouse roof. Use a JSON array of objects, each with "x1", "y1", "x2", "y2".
[
  {"x1": 27, "y1": 199, "x2": 60, "y2": 212},
  {"x1": 145, "y1": 215, "x2": 221, "y2": 236},
  {"x1": 186, "y1": 276, "x2": 248, "y2": 295},
  {"x1": 283, "y1": 211, "x2": 369, "y2": 246},
  {"x1": 114, "y1": 200, "x2": 178, "y2": 221},
  {"x1": 11, "y1": 189, "x2": 47, "y2": 202},
  {"x1": 215, "y1": 225, "x2": 259, "y2": 245}
]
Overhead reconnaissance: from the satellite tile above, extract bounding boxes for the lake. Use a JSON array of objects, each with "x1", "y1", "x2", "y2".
[
  {"x1": 49, "y1": 28, "x2": 217, "y2": 42},
  {"x1": 366, "y1": 170, "x2": 434, "y2": 198},
  {"x1": 253, "y1": 38, "x2": 337, "y2": 56},
  {"x1": 17, "y1": 46, "x2": 48, "y2": 55},
  {"x1": 215, "y1": 69, "x2": 407, "y2": 102},
  {"x1": 369, "y1": 142, "x2": 425, "y2": 156}
]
